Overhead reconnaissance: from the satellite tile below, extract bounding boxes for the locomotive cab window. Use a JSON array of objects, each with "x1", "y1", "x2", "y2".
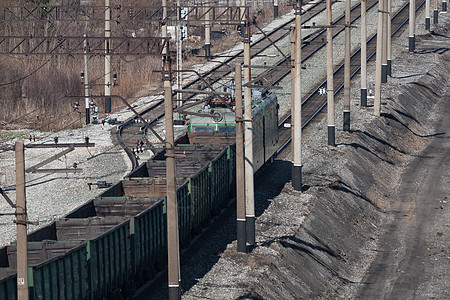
[
  {"x1": 191, "y1": 125, "x2": 215, "y2": 132},
  {"x1": 218, "y1": 126, "x2": 236, "y2": 133}
]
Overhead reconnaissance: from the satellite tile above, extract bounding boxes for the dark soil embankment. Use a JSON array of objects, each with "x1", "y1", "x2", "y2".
[
  {"x1": 178, "y1": 40, "x2": 450, "y2": 300},
  {"x1": 222, "y1": 60, "x2": 449, "y2": 300}
]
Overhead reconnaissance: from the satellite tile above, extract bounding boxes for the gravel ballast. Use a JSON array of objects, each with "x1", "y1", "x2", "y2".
[
  {"x1": 161, "y1": 8, "x2": 450, "y2": 300},
  {"x1": 0, "y1": 2, "x2": 448, "y2": 299}
]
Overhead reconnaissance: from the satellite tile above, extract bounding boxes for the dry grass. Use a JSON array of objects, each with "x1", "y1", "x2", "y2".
[{"x1": 0, "y1": 1, "x2": 288, "y2": 131}]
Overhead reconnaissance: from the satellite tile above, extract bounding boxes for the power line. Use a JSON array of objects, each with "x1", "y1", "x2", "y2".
[{"x1": 0, "y1": 59, "x2": 51, "y2": 87}]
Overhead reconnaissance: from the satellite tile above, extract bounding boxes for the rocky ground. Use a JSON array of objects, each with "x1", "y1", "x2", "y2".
[
  {"x1": 0, "y1": 125, "x2": 130, "y2": 246},
  {"x1": 135, "y1": 8, "x2": 450, "y2": 300},
  {"x1": 0, "y1": 3, "x2": 448, "y2": 300}
]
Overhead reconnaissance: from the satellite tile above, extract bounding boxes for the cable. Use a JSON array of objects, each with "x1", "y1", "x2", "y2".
[{"x1": 0, "y1": 58, "x2": 51, "y2": 87}]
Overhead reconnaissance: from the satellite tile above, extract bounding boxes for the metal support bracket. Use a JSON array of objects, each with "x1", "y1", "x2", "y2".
[
  {"x1": 25, "y1": 142, "x2": 96, "y2": 173},
  {"x1": 25, "y1": 145, "x2": 76, "y2": 173},
  {"x1": 0, "y1": 187, "x2": 15, "y2": 208},
  {"x1": 14, "y1": 219, "x2": 39, "y2": 226}
]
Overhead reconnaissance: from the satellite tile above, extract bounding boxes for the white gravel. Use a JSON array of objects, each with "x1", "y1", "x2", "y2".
[
  {"x1": 0, "y1": 0, "x2": 430, "y2": 254},
  {"x1": 0, "y1": 126, "x2": 130, "y2": 247}
]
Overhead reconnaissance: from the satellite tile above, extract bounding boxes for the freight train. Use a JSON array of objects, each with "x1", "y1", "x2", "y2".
[{"x1": 0, "y1": 88, "x2": 278, "y2": 300}]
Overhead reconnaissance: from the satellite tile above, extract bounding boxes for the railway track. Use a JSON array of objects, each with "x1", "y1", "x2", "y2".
[
  {"x1": 0, "y1": 2, "x2": 429, "y2": 298},
  {"x1": 119, "y1": 0, "x2": 425, "y2": 169},
  {"x1": 276, "y1": 0, "x2": 426, "y2": 154},
  {"x1": 117, "y1": 0, "x2": 329, "y2": 167}
]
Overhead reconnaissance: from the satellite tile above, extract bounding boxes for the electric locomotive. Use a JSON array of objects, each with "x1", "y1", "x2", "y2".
[{"x1": 186, "y1": 87, "x2": 279, "y2": 172}]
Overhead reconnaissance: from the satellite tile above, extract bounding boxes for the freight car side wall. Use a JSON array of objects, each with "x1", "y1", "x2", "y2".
[{"x1": 0, "y1": 143, "x2": 237, "y2": 299}]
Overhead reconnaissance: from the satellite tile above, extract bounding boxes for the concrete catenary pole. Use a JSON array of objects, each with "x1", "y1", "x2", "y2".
[
  {"x1": 433, "y1": 0, "x2": 439, "y2": 23},
  {"x1": 235, "y1": 64, "x2": 247, "y2": 253},
  {"x1": 15, "y1": 141, "x2": 28, "y2": 300},
  {"x1": 274, "y1": 0, "x2": 279, "y2": 18},
  {"x1": 205, "y1": 0, "x2": 211, "y2": 59},
  {"x1": 426, "y1": 0, "x2": 431, "y2": 30},
  {"x1": 387, "y1": 0, "x2": 392, "y2": 76},
  {"x1": 343, "y1": 0, "x2": 351, "y2": 131},
  {"x1": 374, "y1": 0, "x2": 384, "y2": 116},
  {"x1": 382, "y1": 0, "x2": 388, "y2": 83},
  {"x1": 162, "y1": 0, "x2": 168, "y2": 56},
  {"x1": 163, "y1": 57, "x2": 181, "y2": 300},
  {"x1": 361, "y1": 0, "x2": 367, "y2": 106},
  {"x1": 290, "y1": 26, "x2": 296, "y2": 155},
  {"x1": 243, "y1": 21, "x2": 255, "y2": 245},
  {"x1": 292, "y1": 0, "x2": 302, "y2": 190},
  {"x1": 176, "y1": 0, "x2": 183, "y2": 113},
  {"x1": 409, "y1": 0, "x2": 416, "y2": 52},
  {"x1": 105, "y1": 0, "x2": 111, "y2": 113},
  {"x1": 326, "y1": 0, "x2": 335, "y2": 145},
  {"x1": 83, "y1": 34, "x2": 90, "y2": 124}
]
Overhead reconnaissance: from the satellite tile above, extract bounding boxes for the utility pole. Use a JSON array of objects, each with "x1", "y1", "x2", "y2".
[
  {"x1": 326, "y1": 0, "x2": 335, "y2": 145},
  {"x1": 235, "y1": 64, "x2": 247, "y2": 253},
  {"x1": 83, "y1": 34, "x2": 90, "y2": 125},
  {"x1": 361, "y1": 0, "x2": 367, "y2": 107},
  {"x1": 292, "y1": 0, "x2": 302, "y2": 190},
  {"x1": 343, "y1": 0, "x2": 351, "y2": 132},
  {"x1": 374, "y1": 0, "x2": 384, "y2": 116},
  {"x1": 205, "y1": 0, "x2": 211, "y2": 59},
  {"x1": 105, "y1": 0, "x2": 112, "y2": 113},
  {"x1": 387, "y1": 0, "x2": 392, "y2": 76},
  {"x1": 433, "y1": 0, "x2": 438, "y2": 24},
  {"x1": 426, "y1": 0, "x2": 431, "y2": 30},
  {"x1": 409, "y1": 0, "x2": 416, "y2": 52},
  {"x1": 163, "y1": 57, "x2": 181, "y2": 300},
  {"x1": 274, "y1": 0, "x2": 279, "y2": 18},
  {"x1": 382, "y1": 0, "x2": 388, "y2": 83},
  {"x1": 15, "y1": 141, "x2": 28, "y2": 300},
  {"x1": 162, "y1": 0, "x2": 168, "y2": 56},
  {"x1": 243, "y1": 19, "x2": 255, "y2": 246},
  {"x1": 176, "y1": 0, "x2": 183, "y2": 115},
  {"x1": 290, "y1": 26, "x2": 296, "y2": 155}
]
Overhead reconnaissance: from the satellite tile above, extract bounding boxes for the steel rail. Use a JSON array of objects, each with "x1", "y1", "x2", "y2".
[
  {"x1": 256, "y1": 0, "x2": 379, "y2": 87},
  {"x1": 276, "y1": 0, "x2": 427, "y2": 155},
  {"x1": 117, "y1": 0, "x2": 327, "y2": 170}
]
